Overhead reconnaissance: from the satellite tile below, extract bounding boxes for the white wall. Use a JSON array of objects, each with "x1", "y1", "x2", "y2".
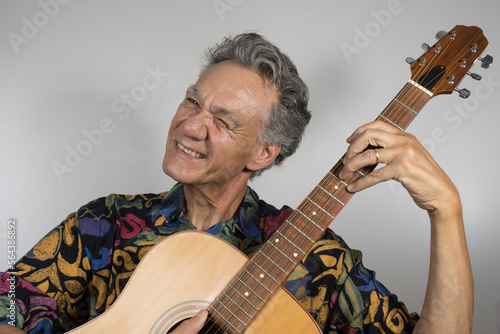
[{"x1": 1, "y1": 0, "x2": 499, "y2": 332}]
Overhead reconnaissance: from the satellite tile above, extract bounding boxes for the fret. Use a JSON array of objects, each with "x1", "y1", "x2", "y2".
[
  {"x1": 268, "y1": 239, "x2": 300, "y2": 264},
  {"x1": 328, "y1": 171, "x2": 348, "y2": 187},
  {"x1": 228, "y1": 282, "x2": 259, "y2": 310},
  {"x1": 259, "y1": 252, "x2": 289, "y2": 275},
  {"x1": 289, "y1": 223, "x2": 315, "y2": 243},
  {"x1": 274, "y1": 230, "x2": 305, "y2": 255},
  {"x1": 356, "y1": 169, "x2": 366, "y2": 177},
  {"x1": 242, "y1": 268, "x2": 273, "y2": 294},
  {"x1": 213, "y1": 296, "x2": 248, "y2": 327},
  {"x1": 208, "y1": 305, "x2": 241, "y2": 333},
  {"x1": 394, "y1": 98, "x2": 418, "y2": 115},
  {"x1": 316, "y1": 185, "x2": 345, "y2": 206},
  {"x1": 234, "y1": 276, "x2": 266, "y2": 303},
  {"x1": 220, "y1": 290, "x2": 254, "y2": 319},
  {"x1": 305, "y1": 197, "x2": 336, "y2": 220},
  {"x1": 377, "y1": 114, "x2": 405, "y2": 131},
  {"x1": 295, "y1": 208, "x2": 324, "y2": 232},
  {"x1": 249, "y1": 259, "x2": 281, "y2": 285}
]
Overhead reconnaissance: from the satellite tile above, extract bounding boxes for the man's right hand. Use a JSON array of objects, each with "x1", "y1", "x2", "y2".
[{"x1": 169, "y1": 309, "x2": 208, "y2": 334}]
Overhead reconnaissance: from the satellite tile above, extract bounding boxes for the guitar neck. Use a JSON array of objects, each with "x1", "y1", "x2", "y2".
[{"x1": 207, "y1": 81, "x2": 432, "y2": 333}]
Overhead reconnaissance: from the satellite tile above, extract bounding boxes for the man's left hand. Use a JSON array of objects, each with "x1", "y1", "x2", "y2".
[{"x1": 339, "y1": 120, "x2": 460, "y2": 215}]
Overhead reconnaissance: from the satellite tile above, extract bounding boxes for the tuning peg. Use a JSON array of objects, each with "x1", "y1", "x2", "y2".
[
  {"x1": 479, "y1": 54, "x2": 493, "y2": 69},
  {"x1": 455, "y1": 88, "x2": 471, "y2": 99},
  {"x1": 468, "y1": 72, "x2": 482, "y2": 81},
  {"x1": 421, "y1": 43, "x2": 430, "y2": 51},
  {"x1": 435, "y1": 30, "x2": 448, "y2": 40},
  {"x1": 405, "y1": 57, "x2": 415, "y2": 64}
]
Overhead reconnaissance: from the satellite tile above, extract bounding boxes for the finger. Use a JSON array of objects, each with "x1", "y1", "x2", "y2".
[
  {"x1": 171, "y1": 309, "x2": 207, "y2": 333},
  {"x1": 339, "y1": 148, "x2": 381, "y2": 181},
  {"x1": 346, "y1": 165, "x2": 394, "y2": 192},
  {"x1": 343, "y1": 127, "x2": 396, "y2": 162},
  {"x1": 346, "y1": 120, "x2": 402, "y2": 144},
  {"x1": 341, "y1": 146, "x2": 402, "y2": 192}
]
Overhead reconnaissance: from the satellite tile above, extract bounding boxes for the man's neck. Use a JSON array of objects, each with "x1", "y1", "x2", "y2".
[{"x1": 182, "y1": 179, "x2": 249, "y2": 231}]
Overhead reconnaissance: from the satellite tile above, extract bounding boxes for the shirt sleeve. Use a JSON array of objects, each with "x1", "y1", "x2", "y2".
[{"x1": 0, "y1": 211, "x2": 92, "y2": 333}]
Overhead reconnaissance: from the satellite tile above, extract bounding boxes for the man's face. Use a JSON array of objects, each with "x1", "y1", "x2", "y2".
[{"x1": 162, "y1": 60, "x2": 279, "y2": 188}]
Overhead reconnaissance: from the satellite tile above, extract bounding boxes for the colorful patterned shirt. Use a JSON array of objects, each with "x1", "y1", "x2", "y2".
[{"x1": 0, "y1": 183, "x2": 418, "y2": 333}]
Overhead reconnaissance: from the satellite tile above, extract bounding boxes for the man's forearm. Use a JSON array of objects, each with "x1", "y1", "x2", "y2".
[{"x1": 414, "y1": 205, "x2": 474, "y2": 333}]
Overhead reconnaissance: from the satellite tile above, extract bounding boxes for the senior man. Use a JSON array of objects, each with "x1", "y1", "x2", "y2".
[{"x1": 0, "y1": 33, "x2": 472, "y2": 333}]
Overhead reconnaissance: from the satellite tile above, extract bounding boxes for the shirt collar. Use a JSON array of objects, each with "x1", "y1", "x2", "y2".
[{"x1": 158, "y1": 183, "x2": 264, "y2": 243}]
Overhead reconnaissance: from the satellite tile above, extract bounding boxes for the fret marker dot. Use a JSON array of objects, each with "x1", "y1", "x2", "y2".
[
  {"x1": 244, "y1": 292, "x2": 249, "y2": 297},
  {"x1": 260, "y1": 274, "x2": 264, "y2": 278},
  {"x1": 275, "y1": 238, "x2": 279, "y2": 243},
  {"x1": 335, "y1": 185, "x2": 339, "y2": 189},
  {"x1": 293, "y1": 253, "x2": 298, "y2": 257},
  {"x1": 312, "y1": 211, "x2": 317, "y2": 215}
]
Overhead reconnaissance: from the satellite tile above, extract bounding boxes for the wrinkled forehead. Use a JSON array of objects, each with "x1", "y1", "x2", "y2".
[{"x1": 194, "y1": 60, "x2": 278, "y2": 116}]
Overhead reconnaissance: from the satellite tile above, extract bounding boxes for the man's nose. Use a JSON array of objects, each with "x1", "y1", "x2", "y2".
[{"x1": 180, "y1": 111, "x2": 209, "y2": 141}]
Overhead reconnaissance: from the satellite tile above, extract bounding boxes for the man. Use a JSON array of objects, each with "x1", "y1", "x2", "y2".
[{"x1": 0, "y1": 33, "x2": 472, "y2": 333}]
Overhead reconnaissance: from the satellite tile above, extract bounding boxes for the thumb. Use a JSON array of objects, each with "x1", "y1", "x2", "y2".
[{"x1": 171, "y1": 309, "x2": 208, "y2": 333}]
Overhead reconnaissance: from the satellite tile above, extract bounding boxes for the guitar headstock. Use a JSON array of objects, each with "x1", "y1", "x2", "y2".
[{"x1": 408, "y1": 25, "x2": 491, "y2": 98}]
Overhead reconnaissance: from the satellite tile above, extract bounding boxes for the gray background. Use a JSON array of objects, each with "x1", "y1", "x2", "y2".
[{"x1": 1, "y1": 0, "x2": 499, "y2": 332}]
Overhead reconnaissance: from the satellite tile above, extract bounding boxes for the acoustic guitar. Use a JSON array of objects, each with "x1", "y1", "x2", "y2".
[{"x1": 69, "y1": 25, "x2": 491, "y2": 333}]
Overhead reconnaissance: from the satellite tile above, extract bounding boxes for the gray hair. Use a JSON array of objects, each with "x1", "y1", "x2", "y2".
[{"x1": 201, "y1": 33, "x2": 311, "y2": 178}]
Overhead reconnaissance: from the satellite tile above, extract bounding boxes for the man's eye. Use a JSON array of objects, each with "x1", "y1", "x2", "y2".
[
  {"x1": 187, "y1": 98, "x2": 199, "y2": 105},
  {"x1": 216, "y1": 118, "x2": 229, "y2": 129}
]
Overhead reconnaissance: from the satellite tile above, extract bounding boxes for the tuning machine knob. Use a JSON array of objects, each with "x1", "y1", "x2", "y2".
[
  {"x1": 435, "y1": 30, "x2": 448, "y2": 40},
  {"x1": 479, "y1": 54, "x2": 493, "y2": 69},
  {"x1": 468, "y1": 72, "x2": 482, "y2": 81},
  {"x1": 454, "y1": 88, "x2": 471, "y2": 99},
  {"x1": 405, "y1": 57, "x2": 415, "y2": 64},
  {"x1": 421, "y1": 43, "x2": 430, "y2": 51}
]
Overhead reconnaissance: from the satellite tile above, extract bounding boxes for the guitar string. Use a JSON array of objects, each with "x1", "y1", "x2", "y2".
[
  {"x1": 395, "y1": 27, "x2": 482, "y2": 129},
  {"x1": 376, "y1": 29, "x2": 459, "y2": 130},
  {"x1": 203, "y1": 227, "x2": 307, "y2": 332},
  {"x1": 204, "y1": 276, "x2": 256, "y2": 333},
  {"x1": 208, "y1": 226, "x2": 316, "y2": 332},
  {"x1": 199, "y1": 28, "x2": 483, "y2": 333},
  {"x1": 203, "y1": 246, "x2": 286, "y2": 332},
  {"x1": 411, "y1": 27, "x2": 479, "y2": 102},
  {"x1": 385, "y1": 28, "x2": 464, "y2": 128}
]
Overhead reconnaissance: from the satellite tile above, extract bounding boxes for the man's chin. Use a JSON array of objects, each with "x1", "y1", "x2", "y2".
[{"x1": 162, "y1": 164, "x2": 200, "y2": 185}]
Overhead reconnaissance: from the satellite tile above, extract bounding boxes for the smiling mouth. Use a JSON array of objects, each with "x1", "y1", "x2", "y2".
[{"x1": 177, "y1": 142, "x2": 206, "y2": 158}]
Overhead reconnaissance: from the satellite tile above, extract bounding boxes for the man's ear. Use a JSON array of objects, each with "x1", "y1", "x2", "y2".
[{"x1": 246, "y1": 144, "x2": 281, "y2": 172}]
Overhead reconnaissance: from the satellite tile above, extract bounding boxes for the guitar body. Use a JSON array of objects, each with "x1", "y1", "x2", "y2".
[{"x1": 69, "y1": 232, "x2": 321, "y2": 333}]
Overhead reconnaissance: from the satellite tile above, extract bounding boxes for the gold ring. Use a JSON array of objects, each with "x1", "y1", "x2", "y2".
[{"x1": 375, "y1": 148, "x2": 380, "y2": 164}]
